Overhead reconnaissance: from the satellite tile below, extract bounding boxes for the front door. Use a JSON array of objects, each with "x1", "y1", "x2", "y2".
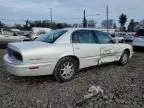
[{"x1": 94, "y1": 31, "x2": 116, "y2": 63}]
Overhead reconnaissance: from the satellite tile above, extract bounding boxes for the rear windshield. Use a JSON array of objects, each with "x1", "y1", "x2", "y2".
[
  {"x1": 137, "y1": 29, "x2": 144, "y2": 36},
  {"x1": 36, "y1": 30, "x2": 67, "y2": 43}
]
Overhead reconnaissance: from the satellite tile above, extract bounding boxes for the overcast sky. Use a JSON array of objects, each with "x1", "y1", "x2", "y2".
[{"x1": 0, "y1": 0, "x2": 143, "y2": 26}]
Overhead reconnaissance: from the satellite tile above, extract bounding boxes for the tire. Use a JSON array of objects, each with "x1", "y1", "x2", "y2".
[
  {"x1": 53, "y1": 57, "x2": 78, "y2": 82},
  {"x1": 118, "y1": 50, "x2": 129, "y2": 66}
]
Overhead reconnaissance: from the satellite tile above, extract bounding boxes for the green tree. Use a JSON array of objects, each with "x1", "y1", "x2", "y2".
[
  {"x1": 119, "y1": 14, "x2": 127, "y2": 31},
  {"x1": 127, "y1": 19, "x2": 136, "y2": 32},
  {"x1": 83, "y1": 10, "x2": 87, "y2": 28}
]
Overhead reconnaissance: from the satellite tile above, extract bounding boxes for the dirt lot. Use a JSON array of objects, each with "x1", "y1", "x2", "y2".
[{"x1": 0, "y1": 49, "x2": 144, "y2": 108}]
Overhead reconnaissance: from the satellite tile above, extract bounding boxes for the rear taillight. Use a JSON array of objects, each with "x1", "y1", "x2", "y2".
[
  {"x1": 29, "y1": 66, "x2": 39, "y2": 70},
  {"x1": 8, "y1": 48, "x2": 23, "y2": 61},
  {"x1": 13, "y1": 51, "x2": 23, "y2": 61}
]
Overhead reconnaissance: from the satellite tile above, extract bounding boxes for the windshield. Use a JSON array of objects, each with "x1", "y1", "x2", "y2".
[{"x1": 36, "y1": 30, "x2": 67, "y2": 43}]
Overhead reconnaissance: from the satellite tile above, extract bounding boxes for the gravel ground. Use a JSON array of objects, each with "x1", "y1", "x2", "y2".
[{"x1": 0, "y1": 49, "x2": 144, "y2": 108}]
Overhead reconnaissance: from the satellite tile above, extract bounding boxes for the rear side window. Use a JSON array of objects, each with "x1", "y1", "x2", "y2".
[
  {"x1": 94, "y1": 31, "x2": 112, "y2": 44},
  {"x1": 72, "y1": 30, "x2": 96, "y2": 44},
  {"x1": 137, "y1": 29, "x2": 144, "y2": 36}
]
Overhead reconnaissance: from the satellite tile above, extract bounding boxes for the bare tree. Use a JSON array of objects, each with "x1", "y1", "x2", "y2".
[
  {"x1": 101, "y1": 19, "x2": 115, "y2": 29},
  {"x1": 73, "y1": 23, "x2": 79, "y2": 28},
  {"x1": 87, "y1": 20, "x2": 96, "y2": 28}
]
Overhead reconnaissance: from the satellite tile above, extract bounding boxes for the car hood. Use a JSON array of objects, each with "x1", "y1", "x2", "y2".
[{"x1": 8, "y1": 41, "x2": 52, "y2": 53}]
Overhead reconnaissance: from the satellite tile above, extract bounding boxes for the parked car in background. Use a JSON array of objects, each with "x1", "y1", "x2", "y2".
[
  {"x1": 125, "y1": 35, "x2": 134, "y2": 42},
  {"x1": 0, "y1": 28, "x2": 29, "y2": 45},
  {"x1": 111, "y1": 34, "x2": 124, "y2": 43},
  {"x1": 29, "y1": 27, "x2": 52, "y2": 40},
  {"x1": 97, "y1": 29, "x2": 124, "y2": 43},
  {"x1": 4, "y1": 28, "x2": 133, "y2": 82},
  {"x1": 132, "y1": 29, "x2": 144, "y2": 49},
  {"x1": 109, "y1": 33, "x2": 124, "y2": 43},
  {"x1": 122, "y1": 32, "x2": 135, "y2": 42}
]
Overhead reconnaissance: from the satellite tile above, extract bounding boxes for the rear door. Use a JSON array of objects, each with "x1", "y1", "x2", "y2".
[
  {"x1": 72, "y1": 30, "x2": 100, "y2": 68},
  {"x1": 94, "y1": 31, "x2": 117, "y2": 63}
]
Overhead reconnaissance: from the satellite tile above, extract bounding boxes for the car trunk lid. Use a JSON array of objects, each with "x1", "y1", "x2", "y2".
[
  {"x1": 7, "y1": 41, "x2": 52, "y2": 64},
  {"x1": 8, "y1": 41, "x2": 51, "y2": 53}
]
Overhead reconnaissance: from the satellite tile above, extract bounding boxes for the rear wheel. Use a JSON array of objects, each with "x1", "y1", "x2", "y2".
[
  {"x1": 53, "y1": 57, "x2": 78, "y2": 82},
  {"x1": 118, "y1": 50, "x2": 129, "y2": 66}
]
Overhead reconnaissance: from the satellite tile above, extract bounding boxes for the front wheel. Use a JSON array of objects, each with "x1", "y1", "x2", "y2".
[
  {"x1": 53, "y1": 57, "x2": 78, "y2": 82},
  {"x1": 118, "y1": 50, "x2": 129, "y2": 66},
  {"x1": 33, "y1": 37, "x2": 38, "y2": 40}
]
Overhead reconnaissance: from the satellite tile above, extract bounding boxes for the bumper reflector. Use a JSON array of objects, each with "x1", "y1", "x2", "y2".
[{"x1": 29, "y1": 66, "x2": 39, "y2": 70}]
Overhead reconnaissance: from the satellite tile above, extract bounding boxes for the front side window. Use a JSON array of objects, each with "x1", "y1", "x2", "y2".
[
  {"x1": 72, "y1": 30, "x2": 96, "y2": 44},
  {"x1": 94, "y1": 31, "x2": 112, "y2": 44},
  {"x1": 36, "y1": 30, "x2": 67, "y2": 43}
]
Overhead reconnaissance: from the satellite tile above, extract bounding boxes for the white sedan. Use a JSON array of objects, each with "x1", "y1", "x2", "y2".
[
  {"x1": 4, "y1": 28, "x2": 133, "y2": 82},
  {"x1": 0, "y1": 30, "x2": 29, "y2": 45}
]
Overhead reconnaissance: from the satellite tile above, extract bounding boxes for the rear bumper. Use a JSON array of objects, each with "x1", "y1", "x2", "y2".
[{"x1": 3, "y1": 54, "x2": 56, "y2": 76}]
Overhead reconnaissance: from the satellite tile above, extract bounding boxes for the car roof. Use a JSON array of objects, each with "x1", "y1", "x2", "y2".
[{"x1": 62, "y1": 28, "x2": 106, "y2": 32}]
